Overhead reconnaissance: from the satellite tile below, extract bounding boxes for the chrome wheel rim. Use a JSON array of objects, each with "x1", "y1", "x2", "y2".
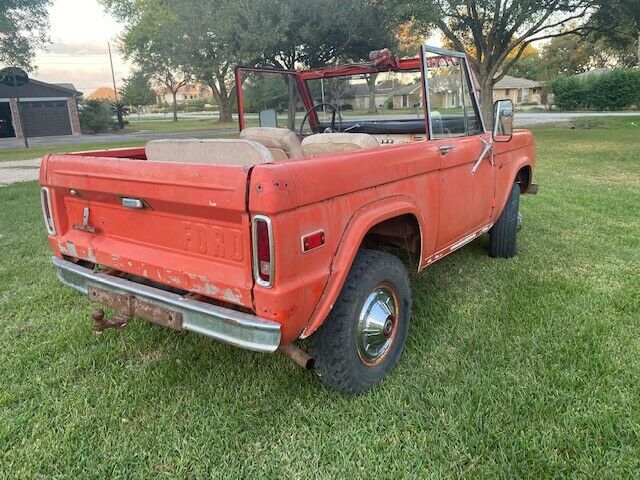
[{"x1": 356, "y1": 284, "x2": 399, "y2": 365}]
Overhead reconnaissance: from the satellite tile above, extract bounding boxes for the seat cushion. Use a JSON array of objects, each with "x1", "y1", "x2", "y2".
[
  {"x1": 301, "y1": 133, "x2": 380, "y2": 157},
  {"x1": 145, "y1": 139, "x2": 273, "y2": 166},
  {"x1": 239, "y1": 127, "x2": 304, "y2": 160}
]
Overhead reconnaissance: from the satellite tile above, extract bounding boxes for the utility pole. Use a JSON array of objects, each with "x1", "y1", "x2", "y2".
[
  {"x1": 12, "y1": 71, "x2": 28, "y2": 148},
  {"x1": 108, "y1": 42, "x2": 119, "y2": 100}
]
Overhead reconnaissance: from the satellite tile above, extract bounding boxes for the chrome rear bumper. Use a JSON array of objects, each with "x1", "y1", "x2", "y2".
[{"x1": 52, "y1": 256, "x2": 281, "y2": 352}]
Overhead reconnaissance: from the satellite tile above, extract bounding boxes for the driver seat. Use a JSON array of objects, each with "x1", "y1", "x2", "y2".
[{"x1": 239, "y1": 127, "x2": 304, "y2": 160}]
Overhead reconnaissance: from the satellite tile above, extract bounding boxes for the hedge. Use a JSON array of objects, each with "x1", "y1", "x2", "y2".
[{"x1": 551, "y1": 69, "x2": 640, "y2": 111}]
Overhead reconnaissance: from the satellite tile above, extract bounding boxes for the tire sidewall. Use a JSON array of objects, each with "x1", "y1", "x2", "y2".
[{"x1": 329, "y1": 252, "x2": 412, "y2": 389}]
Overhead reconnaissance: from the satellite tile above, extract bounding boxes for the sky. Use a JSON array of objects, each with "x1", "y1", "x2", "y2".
[{"x1": 34, "y1": 0, "x2": 130, "y2": 95}]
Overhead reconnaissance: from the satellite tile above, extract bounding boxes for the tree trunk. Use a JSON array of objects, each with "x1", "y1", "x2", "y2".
[
  {"x1": 216, "y1": 78, "x2": 233, "y2": 123},
  {"x1": 478, "y1": 75, "x2": 495, "y2": 130},
  {"x1": 171, "y1": 91, "x2": 178, "y2": 122},
  {"x1": 218, "y1": 96, "x2": 233, "y2": 123},
  {"x1": 637, "y1": 32, "x2": 640, "y2": 67},
  {"x1": 365, "y1": 73, "x2": 378, "y2": 114}
]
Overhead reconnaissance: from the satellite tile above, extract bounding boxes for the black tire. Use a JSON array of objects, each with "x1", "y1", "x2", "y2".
[
  {"x1": 309, "y1": 249, "x2": 412, "y2": 395},
  {"x1": 488, "y1": 182, "x2": 520, "y2": 258}
]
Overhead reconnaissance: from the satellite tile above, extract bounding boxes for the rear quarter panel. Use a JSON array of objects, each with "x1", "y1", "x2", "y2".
[{"x1": 249, "y1": 142, "x2": 442, "y2": 342}]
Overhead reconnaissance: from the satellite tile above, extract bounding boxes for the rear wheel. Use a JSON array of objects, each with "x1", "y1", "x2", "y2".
[
  {"x1": 488, "y1": 182, "x2": 520, "y2": 258},
  {"x1": 309, "y1": 249, "x2": 412, "y2": 394}
]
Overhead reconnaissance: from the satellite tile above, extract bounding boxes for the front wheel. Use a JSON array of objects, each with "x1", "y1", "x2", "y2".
[
  {"x1": 488, "y1": 182, "x2": 520, "y2": 258},
  {"x1": 309, "y1": 249, "x2": 412, "y2": 395}
]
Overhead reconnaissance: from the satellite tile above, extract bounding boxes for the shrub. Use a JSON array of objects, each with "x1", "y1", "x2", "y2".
[
  {"x1": 79, "y1": 100, "x2": 117, "y2": 133},
  {"x1": 551, "y1": 69, "x2": 640, "y2": 111}
]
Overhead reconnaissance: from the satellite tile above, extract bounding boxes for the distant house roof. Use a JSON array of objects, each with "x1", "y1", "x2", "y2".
[
  {"x1": 345, "y1": 81, "x2": 421, "y2": 98},
  {"x1": 494, "y1": 75, "x2": 541, "y2": 89},
  {"x1": 575, "y1": 68, "x2": 610, "y2": 79},
  {"x1": 87, "y1": 87, "x2": 117, "y2": 101}
]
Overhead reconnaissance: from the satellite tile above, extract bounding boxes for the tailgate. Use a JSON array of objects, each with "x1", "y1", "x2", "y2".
[{"x1": 42, "y1": 154, "x2": 254, "y2": 308}]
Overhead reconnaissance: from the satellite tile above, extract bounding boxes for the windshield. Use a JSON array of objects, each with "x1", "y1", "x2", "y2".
[{"x1": 305, "y1": 69, "x2": 425, "y2": 131}]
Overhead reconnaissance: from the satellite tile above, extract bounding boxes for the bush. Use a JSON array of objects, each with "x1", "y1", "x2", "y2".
[
  {"x1": 79, "y1": 100, "x2": 117, "y2": 133},
  {"x1": 551, "y1": 69, "x2": 640, "y2": 111}
]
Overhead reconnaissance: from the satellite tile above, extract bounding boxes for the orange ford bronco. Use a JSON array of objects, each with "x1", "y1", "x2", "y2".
[{"x1": 40, "y1": 45, "x2": 536, "y2": 394}]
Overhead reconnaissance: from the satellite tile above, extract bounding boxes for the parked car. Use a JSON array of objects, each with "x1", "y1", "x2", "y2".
[{"x1": 40, "y1": 45, "x2": 536, "y2": 394}]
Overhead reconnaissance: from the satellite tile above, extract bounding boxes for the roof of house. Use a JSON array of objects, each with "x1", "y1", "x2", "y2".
[
  {"x1": 575, "y1": 68, "x2": 610, "y2": 79},
  {"x1": 345, "y1": 81, "x2": 421, "y2": 98},
  {"x1": 54, "y1": 83, "x2": 79, "y2": 92},
  {"x1": 494, "y1": 75, "x2": 541, "y2": 89},
  {"x1": 0, "y1": 77, "x2": 82, "y2": 98},
  {"x1": 87, "y1": 87, "x2": 118, "y2": 101}
]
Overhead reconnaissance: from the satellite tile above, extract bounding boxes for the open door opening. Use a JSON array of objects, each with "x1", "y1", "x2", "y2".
[{"x1": 235, "y1": 67, "x2": 313, "y2": 133}]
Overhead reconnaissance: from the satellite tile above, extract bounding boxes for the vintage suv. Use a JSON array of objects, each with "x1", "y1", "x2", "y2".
[{"x1": 40, "y1": 45, "x2": 536, "y2": 394}]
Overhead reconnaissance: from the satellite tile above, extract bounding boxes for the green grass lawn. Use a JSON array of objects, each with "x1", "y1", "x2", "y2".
[
  {"x1": 1, "y1": 117, "x2": 639, "y2": 477},
  {"x1": 125, "y1": 117, "x2": 249, "y2": 134},
  {"x1": 0, "y1": 140, "x2": 148, "y2": 162}
]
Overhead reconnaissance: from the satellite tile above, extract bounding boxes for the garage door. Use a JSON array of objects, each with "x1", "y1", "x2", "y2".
[{"x1": 20, "y1": 100, "x2": 72, "y2": 137}]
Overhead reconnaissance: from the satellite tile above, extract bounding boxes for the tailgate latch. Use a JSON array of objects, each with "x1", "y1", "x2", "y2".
[{"x1": 72, "y1": 206, "x2": 96, "y2": 233}]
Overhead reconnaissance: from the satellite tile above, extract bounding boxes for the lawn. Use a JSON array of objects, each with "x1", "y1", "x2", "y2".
[
  {"x1": 1, "y1": 117, "x2": 639, "y2": 478},
  {"x1": 125, "y1": 117, "x2": 252, "y2": 134},
  {"x1": 0, "y1": 140, "x2": 148, "y2": 162}
]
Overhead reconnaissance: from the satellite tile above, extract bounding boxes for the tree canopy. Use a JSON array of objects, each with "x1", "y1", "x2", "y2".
[
  {"x1": 390, "y1": 0, "x2": 595, "y2": 122},
  {"x1": 0, "y1": 0, "x2": 51, "y2": 69},
  {"x1": 120, "y1": 70, "x2": 156, "y2": 107},
  {"x1": 101, "y1": 0, "x2": 400, "y2": 122}
]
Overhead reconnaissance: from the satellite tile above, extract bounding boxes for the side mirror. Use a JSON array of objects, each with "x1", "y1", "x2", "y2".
[
  {"x1": 259, "y1": 109, "x2": 278, "y2": 128},
  {"x1": 493, "y1": 99, "x2": 513, "y2": 142}
]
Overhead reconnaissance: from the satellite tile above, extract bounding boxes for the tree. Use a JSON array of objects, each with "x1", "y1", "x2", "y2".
[
  {"x1": 589, "y1": 0, "x2": 640, "y2": 67},
  {"x1": 0, "y1": 0, "x2": 51, "y2": 69},
  {"x1": 391, "y1": 0, "x2": 595, "y2": 124},
  {"x1": 120, "y1": 70, "x2": 156, "y2": 109},
  {"x1": 79, "y1": 99, "x2": 116, "y2": 133},
  {"x1": 241, "y1": 0, "x2": 400, "y2": 115},
  {"x1": 112, "y1": 101, "x2": 129, "y2": 129},
  {"x1": 539, "y1": 33, "x2": 605, "y2": 77},
  {"x1": 506, "y1": 44, "x2": 542, "y2": 80},
  {"x1": 101, "y1": 0, "x2": 190, "y2": 122}
]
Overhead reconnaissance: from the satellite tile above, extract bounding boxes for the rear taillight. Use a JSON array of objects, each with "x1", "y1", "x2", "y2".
[
  {"x1": 40, "y1": 187, "x2": 56, "y2": 235},
  {"x1": 252, "y1": 215, "x2": 274, "y2": 288}
]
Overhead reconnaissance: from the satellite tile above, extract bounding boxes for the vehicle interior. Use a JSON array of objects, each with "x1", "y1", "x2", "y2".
[{"x1": 142, "y1": 49, "x2": 483, "y2": 167}]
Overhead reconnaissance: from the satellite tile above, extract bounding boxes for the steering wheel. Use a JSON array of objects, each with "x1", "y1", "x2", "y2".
[{"x1": 299, "y1": 103, "x2": 342, "y2": 135}]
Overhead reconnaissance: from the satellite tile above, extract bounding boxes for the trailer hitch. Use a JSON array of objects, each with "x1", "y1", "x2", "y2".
[{"x1": 91, "y1": 308, "x2": 131, "y2": 333}]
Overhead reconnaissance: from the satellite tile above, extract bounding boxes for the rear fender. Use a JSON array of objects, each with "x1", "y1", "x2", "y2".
[{"x1": 300, "y1": 195, "x2": 425, "y2": 338}]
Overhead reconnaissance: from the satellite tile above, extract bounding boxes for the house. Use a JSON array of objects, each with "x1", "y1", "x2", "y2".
[
  {"x1": 155, "y1": 83, "x2": 212, "y2": 104},
  {"x1": 87, "y1": 87, "x2": 118, "y2": 101},
  {"x1": 0, "y1": 78, "x2": 82, "y2": 139},
  {"x1": 330, "y1": 80, "x2": 424, "y2": 110},
  {"x1": 493, "y1": 75, "x2": 542, "y2": 105}
]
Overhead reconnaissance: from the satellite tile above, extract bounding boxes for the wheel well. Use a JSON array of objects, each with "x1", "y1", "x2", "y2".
[
  {"x1": 361, "y1": 214, "x2": 421, "y2": 257},
  {"x1": 516, "y1": 165, "x2": 531, "y2": 193}
]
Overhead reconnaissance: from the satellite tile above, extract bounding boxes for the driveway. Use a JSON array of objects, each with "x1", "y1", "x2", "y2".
[
  {"x1": 0, "y1": 158, "x2": 42, "y2": 186},
  {"x1": 0, "y1": 128, "x2": 238, "y2": 150}
]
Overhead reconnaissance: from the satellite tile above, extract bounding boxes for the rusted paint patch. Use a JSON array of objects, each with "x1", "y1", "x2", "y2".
[
  {"x1": 222, "y1": 288, "x2": 242, "y2": 304},
  {"x1": 66, "y1": 241, "x2": 78, "y2": 257}
]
